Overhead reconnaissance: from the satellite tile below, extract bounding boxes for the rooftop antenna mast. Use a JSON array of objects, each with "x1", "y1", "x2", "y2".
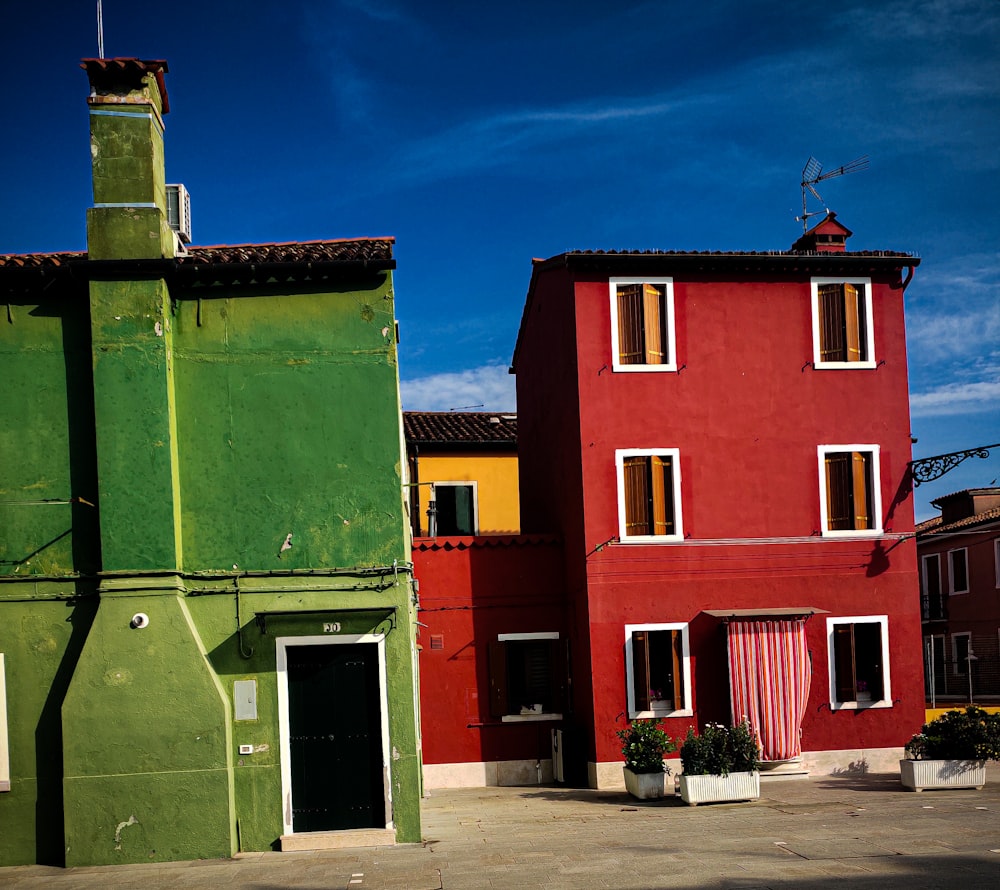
[
  {"x1": 97, "y1": 0, "x2": 105, "y2": 58},
  {"x1": 797, "y1": 155, "x2": 869, "y2": 232}
]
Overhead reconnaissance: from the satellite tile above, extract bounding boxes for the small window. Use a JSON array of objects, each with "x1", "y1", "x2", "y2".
[
  {"x1": 948, "y1": 548, "x2": 969, "y2": 594},
  {"x1": 616, "y1": 449, "x2": 683, "y2": 542},
  {"x1": 811, "y1": 277, "x2": 875, "y2": 368},
  {"x1": 433, "y1": 482, "x2": 477, "y2": 536},
  {"x1": 489, "y1": 633, "x2": 566, "y2": 721},
  {"x1": 610, "y1": 278, "x2": 677, "y2": 372},
  {"x1": 818, "y1": 445, "x2": 882, "y2": 536},
  {"x1": 952, "y1": 633, "x2": 972, "y2": 677},
  {"x1": 625, "y1": 623, "x2": 692, "y2": 718},
  {"x1": 921, "y1": 553, "x2": 944, "y2": 620},
  {"x1": 827, "y1": 616, "x2": 891, "y2": 709}
]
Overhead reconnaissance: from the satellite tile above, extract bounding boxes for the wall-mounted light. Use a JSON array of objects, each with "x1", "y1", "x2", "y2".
[{"x1": 130, "y1": 613, "x2": 150, "y2": 629}]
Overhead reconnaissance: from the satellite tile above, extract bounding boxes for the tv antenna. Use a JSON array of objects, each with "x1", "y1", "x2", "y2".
[
  {"x1": 797, "y1": 155, "x2": 869, "y2": 232},
  {"x1": 97, "y1": 0, "x2": 105, "y2": 58}
]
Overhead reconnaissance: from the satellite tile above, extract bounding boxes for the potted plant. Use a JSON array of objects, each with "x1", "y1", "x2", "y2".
[
  {"x1": 678, "y1": 721, "x2": 761, "y2": 806},
  {"x1": 901, "y1": 706, "x2": 1000, "y2": 792},
  {"x1": 616, "y1": 719, "x2": 676, "y2": 799}
]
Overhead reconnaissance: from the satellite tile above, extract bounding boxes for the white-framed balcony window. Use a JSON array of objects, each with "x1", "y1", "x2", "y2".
[
  {"x1": 624, "y1": 623, "x2": 692, "y2": 718},
  {"x1": 948, "y1": 547, "x2": 969, "y2": 595},
  {"x1": 810, "y1": 277, "x2": 875, "y2": 369},
  {"x1": 818, "y1": 445, "x2": 882, "y2": 536},
  {"x1": 489, "y1": 632, "x2": 565, "y2": 722},
  {"x1": 827, "y1": 616, "x2": 892, "y2": 709},
  {"x1": 952, "y1": 632, "x2": 972, "y2": 677},
  {"x1": 615, "y1": 448, "x2": 683, "y2": 542},
  {"x1": 609, "y1": 278, "x2": 677, "y2": 372}
]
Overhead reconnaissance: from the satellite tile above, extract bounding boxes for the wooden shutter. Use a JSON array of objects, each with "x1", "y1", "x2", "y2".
[
  {"x1": 818, "y1": 283, "x2": 846, "y2": 362},
  {"x1": 488, "y1": 641, "x2": 508, "y2": 717},
  {"x1": 832, "y1": 624, "x2": 856, "y2": 703},
  {"x1": 851, "y1": 451, "x2": 872, "y2": 529},
  {"x1": 843, "y1": 283, "x2": 863, "y2": 361},
  {"x1": 632, "y1": 631, "x2": 651, "y2": 711},
  {"x1": 824, "y1": 453, "x2": 852, "y2": 530},
  {"x1": 670, "y1": 629, "x2": 684, "y2": 711},
  {"x1": 617, "y1": 283, "x2": 644, "y2": 365},
  {"x1": 453, "y1": 485, "x2": 474, "y2": 535},
  {"x1": 550, "y1": 638, "x2": 569, "y2": 713},
  {"x1": 650, "y1": 455, "x2": 674, "y2": 536},
  {"x1": 643, "y1": 283, "x2": 666, "y2": 364},
  {"x1": 623, "y1": 456, "x2": 650, "y2": 536}
]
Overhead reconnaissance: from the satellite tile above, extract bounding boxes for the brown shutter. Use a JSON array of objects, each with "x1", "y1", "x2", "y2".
[
  {"x1": 671, "y1": 629, "x2": 684, "y2": 711},
  {"x1": 825, "y1": 453, "x2": 852, "y2": 530},
  {"x1": 650, "y1": 455, "x2": 673, "y2": 536},
  {"x1": 623, "y1": 456, "x2": 650, "y2": 536},
  {"x1": 632, "y1": 631, "x2": 651, "y2": 711},
  {"x1": 851, "y1": 451, "x2": 872, "y2": 529},
  {"x1": 818, "y1": 283, "x2": 846, "y2": 362},
  {"x1": 617, "y1": 283, "x2": 643, "y2": 365},
  {"x1": 550, "y1": 638, "x2": 569, "y2": 714},
  {"x1": 832, "y1": 624, "x2": 856, "y2": 703},
  {"x1": 844, "y1": 283, "x2": 862, "y2": 362},
  {"x1": 643, "y1": 283, "x2": 666, "y2": 364},
  {"x1": 488, "y1": 641, "x2": 508, "y2": 717}
]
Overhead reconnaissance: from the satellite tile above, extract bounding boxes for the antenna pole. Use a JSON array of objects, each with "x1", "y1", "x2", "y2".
[{"x1": 97, "y1": 0, "x2": 105, "y2": 59}]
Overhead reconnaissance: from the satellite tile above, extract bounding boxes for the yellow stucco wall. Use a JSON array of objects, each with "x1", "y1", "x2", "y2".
[{"x1": 414, "y1": 452, "x2": 520, "y2": 534}]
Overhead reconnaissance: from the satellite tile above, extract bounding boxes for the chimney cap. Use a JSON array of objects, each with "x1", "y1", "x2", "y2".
[
  {"x1": 81, "y1": 58, "x2": 170, "y2": 114},
  {"x1": 791, "y1": 211, "x2": 853, "y2": 252}
]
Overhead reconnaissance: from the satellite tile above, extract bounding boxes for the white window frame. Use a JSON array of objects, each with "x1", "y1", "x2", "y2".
[
  {"x1": 826, "y1": 615, "x2": 892, "y2": 710},
  {"x1": 624, "y1": 623, "x2": 693, "y2": 719},
  {"x1": 615, "y1": 448, "x2": 684, "y2": 543},
  {"x1": 948, "y1": 547, "x2": 969, "y2": 595},
  {"x1": 275, "y1": 634, "x2": 392, "y2": 836},
  {"x1": 810, "y1": 277, "x2": 875, "y2": 369},
  {"x1": 496, "y1": 632, "x2": 563, "y2": 723},
  {"x1": 952, "y1": 632, "x2": 972, "y2": 677},
  {"x1": 432, "y1": 480, "x2": 479, "y2": 536},
  {"x1": 817, "y1": 444, "x2": 883, "y2": 537},
  {"x1": 609, "y1": 277, "x2": 677, "y2": 372}
]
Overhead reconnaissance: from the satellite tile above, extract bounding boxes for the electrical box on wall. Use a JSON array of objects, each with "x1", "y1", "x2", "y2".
[
  {"x1": 234, "y1": 679, "x2": 258, "y2": 721},
  {"x1": 238, "y1": 744, "x2": 253, "y2": 755}
]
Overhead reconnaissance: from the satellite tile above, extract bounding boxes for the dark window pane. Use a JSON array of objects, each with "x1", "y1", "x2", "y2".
[{"x1": 435, "y1": 485, "x2": 474, "y2": 535}]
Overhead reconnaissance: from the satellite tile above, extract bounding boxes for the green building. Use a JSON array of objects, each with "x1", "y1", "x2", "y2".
[{"x1": 0, "y1": 58, "x2": 421, "y2": 867}]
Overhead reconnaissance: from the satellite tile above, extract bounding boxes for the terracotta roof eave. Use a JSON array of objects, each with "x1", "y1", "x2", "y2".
[
  {"x1": 558, "y1": 250, "x2": 919, "y2": 270},
  {"x1": 407, "y1": 440, "x2": 517, "y2": 451}
]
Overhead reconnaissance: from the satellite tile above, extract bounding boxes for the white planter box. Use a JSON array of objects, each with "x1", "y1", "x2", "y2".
[
  {"x1": 623, "y1": 767, "x2": 670, "y2": 799},
  {"x1": 678, "y1": 771, "x2": 760, "y2": 806},
  {"x1": 899, "y1": 759, "x2": 987, "y2": 792}
]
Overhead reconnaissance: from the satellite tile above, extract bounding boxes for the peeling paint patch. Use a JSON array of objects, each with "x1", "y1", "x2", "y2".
[
  {"x1": 360, "y1": 304, "x2": 375, "y2": 323},
  {"x1": 154, "y1": 321, "x2": 163, "y2": 336},
  {"x1": 279, "y1": 533, "x2": 293, "y2": 554},
  {"x1": 114, "y1": 814, "x2": 138, "y2": 851},
  {"x1": 392, "y1": 746, "x2": 401, "y2": 761}
]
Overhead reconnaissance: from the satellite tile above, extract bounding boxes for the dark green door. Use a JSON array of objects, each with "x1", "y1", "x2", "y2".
[{"x1": 286, "y1": 643, "x2": 385, "y2": 832}]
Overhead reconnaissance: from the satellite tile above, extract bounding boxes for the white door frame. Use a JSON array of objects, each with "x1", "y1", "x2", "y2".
[{"x1": 275, "y1": 633, "x2": 392, "y2": 835}]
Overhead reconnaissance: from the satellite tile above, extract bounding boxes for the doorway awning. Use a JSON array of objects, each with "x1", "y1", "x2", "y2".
[{"x1": 703, "y1": 607, "x2": 827, "y2": 622}]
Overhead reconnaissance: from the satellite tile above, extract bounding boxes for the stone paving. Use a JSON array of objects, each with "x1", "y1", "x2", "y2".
[{"x1": 3, "y1": 767, "x2": 1000, "y2": 888}]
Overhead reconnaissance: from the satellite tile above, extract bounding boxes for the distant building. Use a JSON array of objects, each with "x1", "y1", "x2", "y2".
[
  {"x1": 0, "y1": 59, "x2": 420, "y2": 867},
  {"x1": 917, "y1": 488, "x2": 1000, "y2": 704},
  {"x1": 404, "y1": 411, "x2": 519, "y2": 537}
]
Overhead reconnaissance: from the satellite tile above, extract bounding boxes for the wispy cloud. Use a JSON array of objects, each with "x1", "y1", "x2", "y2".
[
  {"x1": 910, "y1": 377, "x2": 1000, "y2": 417},
  {"x1": 400, "y1": 363, "x2": 515, "y2": 412}
]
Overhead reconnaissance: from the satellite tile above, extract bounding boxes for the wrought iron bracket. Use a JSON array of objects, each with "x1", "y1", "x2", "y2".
[{"x1": 909, "y1": 442, "x2": 1000, "y2": 487}]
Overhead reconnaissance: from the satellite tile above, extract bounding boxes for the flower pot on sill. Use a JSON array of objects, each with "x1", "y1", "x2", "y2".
[
  {"x1": 899, "y1": 759, "x2": 987, "y2": 792},
  {"x1": 678, "y1": 771, "x2": 760, "y2": 806},
  {"x1": 623, "y1": 767, "x2": 670, "y2": 799}
]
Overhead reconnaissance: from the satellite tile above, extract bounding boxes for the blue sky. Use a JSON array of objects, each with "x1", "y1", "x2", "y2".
[{"x1": 1, "y1": 0, "x2": 997, "y2": 520}]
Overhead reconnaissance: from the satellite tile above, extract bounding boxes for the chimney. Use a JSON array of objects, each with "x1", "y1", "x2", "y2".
[
  {"x1": 82, "y1": 58, "x2": 175, "y2": 260},
  {"x1": 791, "y1": 212, "x2": 853, "y2": 253}
]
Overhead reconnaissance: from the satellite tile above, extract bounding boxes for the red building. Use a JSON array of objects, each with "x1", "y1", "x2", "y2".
[
  {"x1": 917, "y1": 487, "x2": 1000, "y2": 705},
  {"x1": 416, "y1": 214, "x2": 927, "y2": 788}
]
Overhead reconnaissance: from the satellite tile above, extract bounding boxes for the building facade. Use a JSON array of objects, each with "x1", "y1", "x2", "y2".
[
  {"x1": 510, "y1": 214, "x2": 926, "y2": 787},
  {"x1": 0, "y1": 59, "x2": 421, "y2": 867},
  {"x1": 404, "y1": 412, "x2": 520, "y2": 537},
  {"x1": 917, "y1": 488, "x2": 1000, "y2": 705}
]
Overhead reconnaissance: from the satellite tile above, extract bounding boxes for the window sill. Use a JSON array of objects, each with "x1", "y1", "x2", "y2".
[
  {"x1": 630, "y1": 708, "x2": 693, "y2": 720},
  {"x1": 619, "y1": 535, "x2": 685, "y2": 544},
  {"x1": 830, "y1": 699, "x2": 892, "y2": 711},
  {"x1": 812, "y1": 361, "x2": 877, "y2": 370},
  {"x1": 501, "y1": 713, "x2": 563, "y2": 723},
  {"x1": 820, "y1": 529, "x2": 884, "y2": 539},
  {"x1": 612, "y1": 363, "x2": 678, "y2": 373}
]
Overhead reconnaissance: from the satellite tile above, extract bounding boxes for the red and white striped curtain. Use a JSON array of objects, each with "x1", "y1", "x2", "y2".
[{"x1": 727, "y1": 619, "x2": 811, "y2": 762}]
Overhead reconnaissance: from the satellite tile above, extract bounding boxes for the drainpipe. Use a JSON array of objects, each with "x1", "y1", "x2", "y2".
[{"x1": 427, "y1": 484, "x2": 437, "y2": 538}]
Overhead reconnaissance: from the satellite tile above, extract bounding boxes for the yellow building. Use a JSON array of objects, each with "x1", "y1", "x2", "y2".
[{"x1": 404, "y1": 412, "x2": 519, "y2": 536}]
